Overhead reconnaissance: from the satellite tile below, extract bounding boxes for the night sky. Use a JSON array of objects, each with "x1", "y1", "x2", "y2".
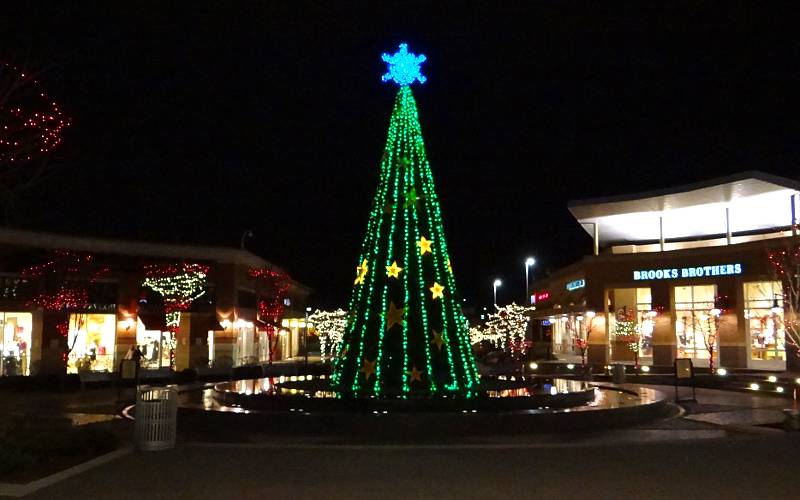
[{"x1": 2, "y1": 2, "x2": 799, "y2": 309}]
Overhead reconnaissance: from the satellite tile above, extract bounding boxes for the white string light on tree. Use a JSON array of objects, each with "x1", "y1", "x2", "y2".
[{"x1": 308, "y1": 309, "x2": 347, "y2": 360}]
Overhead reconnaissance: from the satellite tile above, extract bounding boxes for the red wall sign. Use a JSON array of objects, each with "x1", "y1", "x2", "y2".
[{"x1": 531, "y1": 291, "x2": 550, "y2": 304}]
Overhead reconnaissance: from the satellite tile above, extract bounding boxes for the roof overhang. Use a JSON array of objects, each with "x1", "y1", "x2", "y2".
[{"x1": 568, "y1": 171, "x2": 800, "y2": 244}]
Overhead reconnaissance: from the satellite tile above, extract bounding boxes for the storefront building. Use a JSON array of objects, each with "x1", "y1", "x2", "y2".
[
  {"x1": 0, "y1": 228, "x2": 310, "y2": 377},
  {"x1": 528, "y1": 171, "x2": 800, "y2": 371}
]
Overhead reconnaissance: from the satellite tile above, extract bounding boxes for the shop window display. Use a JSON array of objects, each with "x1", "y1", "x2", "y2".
[
  {"x1": 744, "y1": 281, "x2": 785, "y2": 361},
  {"x1": 674, "y1": 284, "x2": 716, "y2": 359},
  {"x1": 135, "y1": 318, "x2": 171, "y2": 369},
  {"x1": 608, "y1": 288, "x2": 653, "y2": 358},
  {"x1": 67, "y1": 313, "x2": 116, "y2": 373},
  {"x1": 233, "y1": 320, "x2": 256, "y2": 366},
  {"x1": 0, "y1": 312, "x2": 32, "y2": 376}
]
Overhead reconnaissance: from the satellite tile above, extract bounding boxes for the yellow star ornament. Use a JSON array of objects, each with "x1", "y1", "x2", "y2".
[
  {"x1": 417, "y1": 236, "x2": 433, "y2": 255},
  {"x1": 431, "y1": 329, "x2": 444, "y2": 351},
  {"x1": 429, "y1": 282, "x2": 445, "y2": 300},
  {"x1": 408, "y1": 366, "x2": 423, "y2": 383},
  {"x1": 354, "y1": 259, "x2": 368, "y2": 285},
  {"x1": 361, "y1": 359, "x2": 376, "y2": 380},
  {"x1": 386, "y1": 261, "x2": 403, "y2": 278},
  {"x1": 385, "y1": 302, "x2": 405, "y2": 330}
]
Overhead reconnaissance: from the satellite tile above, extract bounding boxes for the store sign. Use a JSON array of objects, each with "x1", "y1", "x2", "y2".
[
  {"x1": 541, "y1": 319, "x2": 552, "y2": 326},
  {"x1": 531, "y1": 291, "x2": 550, "y2": 304},
  {"x1": 633, "y1": 263, "x2": 742, "y2": 281},
  {"x1": 566, "y1": 279, "x2": 585, "y2": 291}
]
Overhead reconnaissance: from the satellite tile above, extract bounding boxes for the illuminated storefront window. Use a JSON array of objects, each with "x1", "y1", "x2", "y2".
[
  {"x1": 744, "y1": 281, "x2": 785, "y2": 361},
  {"x1": 0, "y1": 312, "x2": 32, "y2": 376},
  {"x1": 233, "y1": 320, "x2": 256, "y2": 366},
  {"x1": 551, "y1": 316, "x2": 571, "y2": 354},
  {"x1": 675, "y1": 284, "x2": 716, "y2": 359},
  {"x1": 135, "y1": 318, "x2": 171, "y2": 369},
  {"x1": 609, "y1": 288, "x2": 653, "y2": 358},
  {"x1": 67, "y1": 313, "x2": 116, "y2": 373}
]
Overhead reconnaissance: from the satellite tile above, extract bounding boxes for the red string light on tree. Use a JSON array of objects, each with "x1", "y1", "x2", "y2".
[
  {"x1": 0, "y1": 62, "x2": 70, "y2": 164},
  {"x1": 22, "y1": 250, "x2": 108, "y2": 311},
  {"x1": 248, "y1": 267, "x2": 291, "y2": 324}
]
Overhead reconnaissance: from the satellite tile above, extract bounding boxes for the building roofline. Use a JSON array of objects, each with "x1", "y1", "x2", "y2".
[
  {"x1": 567, "y1": 170, "x2": 800, "y2": 209},
  {"x1": 0, "y1": 226, "x2": 282, "y2": 271}
]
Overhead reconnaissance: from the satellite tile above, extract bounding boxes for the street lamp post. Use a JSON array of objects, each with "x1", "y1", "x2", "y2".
[
  {"x1": 525, "y1": 257, "x2": 535, "y2": 304},
  {"x1": 493, "y1": 279, "x2": 502, "y2": 306},
  {"x1": 304, "y1": 307, "x2": 312, "y2": 366}
]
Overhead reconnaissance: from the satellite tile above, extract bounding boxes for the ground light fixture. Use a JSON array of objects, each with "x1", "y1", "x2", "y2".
[
  {"x1": 776, "y1": 386, "x2": 785, "y2": 393},
  {"x1": 566, "y1": 364, "x2": 574, "y2": 370},
  {"x1": 750, "y1": 383, "x2": 760, "y2": 390},
  {"x1": 768, "y1": 375, "x2": 778, "y2": 383},
  {"x1": 716, "y1": 368, "x2": 727, "y2": 376},
  {"x1": 640, "y1": 365, "x2": 650, "y2": 372},
  {"x1": 529, "y1": 362, "x2": 538, "y2": 370}
]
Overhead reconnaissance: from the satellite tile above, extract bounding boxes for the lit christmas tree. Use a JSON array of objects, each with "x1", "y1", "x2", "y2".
[{"x1": 332, "y1": 44, "x2": 479, "y2": 397}]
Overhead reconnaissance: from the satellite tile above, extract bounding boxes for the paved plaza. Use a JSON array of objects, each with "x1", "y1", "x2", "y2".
[
  {"x1": 0, "y1": 382, "x2": 796, "y2": 499},
  {"x1": 20, "y1": 432, "x2": 800, "y2": 500}
]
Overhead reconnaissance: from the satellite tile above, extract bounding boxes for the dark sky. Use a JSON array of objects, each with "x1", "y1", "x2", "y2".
[{"x1": 2, "y1": 1, "x2": 800, "y2": 309}]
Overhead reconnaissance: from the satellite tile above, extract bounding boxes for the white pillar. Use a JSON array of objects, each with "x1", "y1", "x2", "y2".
[
  {"x1": 659, "y1": 216, "x2": 665, "y2": 251},
  {"x1": 726, "y1": 207, "x2": 732, "y2": 245},
  {"x1": 593, "y1": 223, "x2": 599, "y2": 256}
]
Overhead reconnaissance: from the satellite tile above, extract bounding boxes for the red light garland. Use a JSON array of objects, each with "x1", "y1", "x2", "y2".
[
  {"x1": 0, "y1": 62, "x2": 70, "y2": 164},
  {"x1": 248, "y1": 267, "x2": 291, "y2": 324},
  {"x1": 22, "y1": 250, "x2": 109, "y2": 311}
]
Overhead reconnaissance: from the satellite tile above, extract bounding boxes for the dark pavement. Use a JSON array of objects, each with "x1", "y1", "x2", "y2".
[{"x1": 23, "y1": 433, "x2": 800, "y2": 500}]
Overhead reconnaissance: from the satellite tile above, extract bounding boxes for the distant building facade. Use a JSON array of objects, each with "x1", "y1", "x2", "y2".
[
  {"x1": 528, "y1": 171, "x2": 800, "y2": 371},
  {"x1": 0, "y1": 228, "x2": 310, "y2": 377}
]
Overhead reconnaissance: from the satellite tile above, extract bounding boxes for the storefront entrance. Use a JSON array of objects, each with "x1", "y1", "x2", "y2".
[
  {"x1": 0, "y1": 312, "x2": 32, "y2": 376},
  {"x1": 136, "y1": 318, "x2": 171, "y2": 370}
]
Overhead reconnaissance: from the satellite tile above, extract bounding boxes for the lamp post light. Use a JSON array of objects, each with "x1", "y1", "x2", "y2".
[
  {"x1": 304, "y1": 306, "x2": 312, "y2": 366},
  {"x1": 493, "y1": 279, "x2": 502, "y2": 306},
  {"x1": 525, "y1": 257, "x2": 535, "y2": 304}
]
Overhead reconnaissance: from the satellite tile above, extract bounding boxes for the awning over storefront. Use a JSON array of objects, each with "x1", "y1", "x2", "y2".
[
  {"x1": 138, "y1": 312, "x2": 167, "y2": 331},
  {"x1": 569, "y1": 171, "x2": 800, "y2": 244}
]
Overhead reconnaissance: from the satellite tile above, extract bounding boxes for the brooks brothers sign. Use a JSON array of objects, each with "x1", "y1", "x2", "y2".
[{"x1": 633, "y1": 263, "x2": 742, "y2": 281}]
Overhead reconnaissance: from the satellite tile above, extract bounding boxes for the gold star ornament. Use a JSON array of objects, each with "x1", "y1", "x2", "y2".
[
  {"x1": 385, "y1": 302, "x2": 405, "y2": 331},
  {"x1": 429, "y1": 282, "x2": 445, "y2": 300},
  {"x1": 354, "y1": 259, "x2": 368, "y2": 285},
  {"x1": 408, "y1": 365, "x2": 423, "y2": 383},
  {"x1": 417, "y1": 236, "x2": 433, "y2": 255},
  {"x1": 386, "y1": 261, "x2": 403, "y2": 278},
  {"x1": 361, "y1": 358, "x2": 376, "y2": 380},
  {"x1": 431, "y1": 329, "x2": 444, "y2": 351}
]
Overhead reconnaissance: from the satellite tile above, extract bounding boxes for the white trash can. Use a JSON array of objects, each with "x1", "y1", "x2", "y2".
[{"x1": 135, "y1": 386, "x2": 177, "y2": 451}]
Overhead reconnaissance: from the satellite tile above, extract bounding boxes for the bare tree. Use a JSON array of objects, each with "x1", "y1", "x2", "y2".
[
  {"x1": 0, "y1": 60, "x2": 70, "y2": 221},
  {"x1": 768, "y1": 235, "x2": 800, "y2": 365}
]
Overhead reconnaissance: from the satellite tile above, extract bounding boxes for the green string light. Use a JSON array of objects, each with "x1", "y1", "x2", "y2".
[{"x1": 333, "y1": 84, "x2": 477, "y2": 397}]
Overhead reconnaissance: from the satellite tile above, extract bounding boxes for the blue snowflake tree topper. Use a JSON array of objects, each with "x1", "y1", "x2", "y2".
[{"x1": 381, "y1": 43, "x2": 427, "y2": 86}]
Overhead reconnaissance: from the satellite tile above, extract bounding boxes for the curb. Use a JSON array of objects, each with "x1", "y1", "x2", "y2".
[{"x1": 0, "y1": 446, "x2": 133, "y2": 497}]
